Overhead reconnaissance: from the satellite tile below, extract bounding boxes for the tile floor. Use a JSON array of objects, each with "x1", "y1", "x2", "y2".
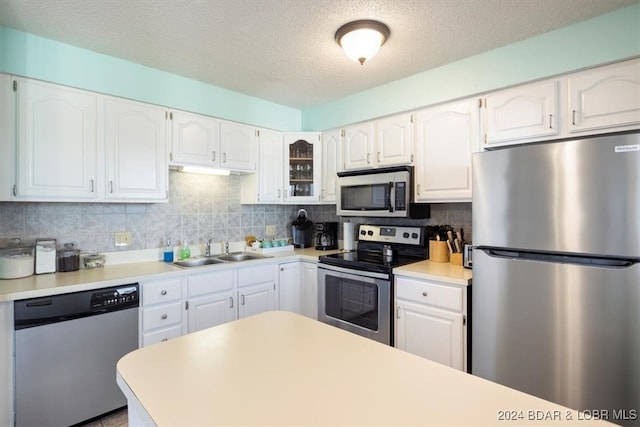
[{"x1": 80, "y1": 407, "x2": 128, "y2": 427}]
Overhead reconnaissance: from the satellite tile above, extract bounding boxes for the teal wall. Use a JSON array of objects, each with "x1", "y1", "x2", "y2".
[
  {"x1": 1, "y1": 3, "x2": 638, "y2": 133},
  {"x1": 302, "y1": 3, "x2": 640, "y2": 131},
  {"x1": 0, "y1": 26, "x2": 301, "y2": 131}
]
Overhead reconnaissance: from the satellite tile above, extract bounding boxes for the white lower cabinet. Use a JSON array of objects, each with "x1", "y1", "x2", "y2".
[
  {"x1": 140, "y1": 277, "x2": 187, "y2": 347},
  {"x1": 238, "y1": 264, "x2": 277, "y2": 318},
  {"x1": 187, "y1": 269, "x2": 237, "y2": 333},
  {"x1": 395, "y1": 276, "x2": 468, "y2": 371},
  {"x1": 279, "y1": 261, "x2": 318, "y2": 319}
]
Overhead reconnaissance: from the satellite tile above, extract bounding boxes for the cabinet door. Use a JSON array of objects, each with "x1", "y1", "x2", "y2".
[
  {"x1": 104, "y1": 97, "x2": 168, "y2": 201},
  {"x1": 0, "y1": 74, "x2": 15, "y2": 201},
  {"x1": 238, "y1": 281, "x2": 276, "y2": 319},
  {"x1": 188, "y1": 290, "x2": 236, "y2": 333},
  {"x1": 258, "y1": 129, "x2": 284, "y2": 202},
  {"x1": 170, "y1": 110, "x2": 220, "y2": 167},
  {"x1": 15, "y1": 78, "x2": 98, "y2": 200},
  {"x1": 568, "y1": 59, "x2": 640, "y2": 134},
  {"x1": 283, "y1": 132, "x2": 321, "y2": 202},
  {"x1": 219, "y1": 121, "x2": 257, "y2": 172},
  {"x1": 300, "y1": 262, "x2": 318, "y2": 320},
  {"x1": 414, "y1": 98, "x2": 480, "y2": 202},
  {"x1": 343, "y1": 122, "x2": 375, "y2": 170},
  {"x1": 279, "y1": 262, "x2": 302, "y2": 314},
  {"x1": 321, "y1": 129, "x2": 340, "y2": 203},
  {"x1": 483, "y1": 80, "x2": 559, "y2": 147},
  {"x1": 396, "y1": 299, "x2": 464, "y2": 370},
  {"x1": 375, "y1": 113, "x2": 413, "y2": 167}
]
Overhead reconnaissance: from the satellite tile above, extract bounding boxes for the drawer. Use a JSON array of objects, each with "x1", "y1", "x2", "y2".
[
  {"x1": 396, "y1": 277, "x2": 463, "y2": 312},
  {"x1": 142, "y1": 324, "x2": 183, "y2": 347},
  {"x1": 188, "y1": 270, "x2": 235, "y2": 297},
  {"x1": 142, "y1": 302, "x2": 183, "y2": 331},
  {"x1": 238, "y1": 264, "x2": 277, "y2": 287},
  {"x1": 142, "y1": 278, "x2": 183, "y2": 306}
]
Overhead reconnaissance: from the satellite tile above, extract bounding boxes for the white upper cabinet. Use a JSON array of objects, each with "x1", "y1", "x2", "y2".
[
  {"x1": 240, "y1": 128, "x2": 283, "y2": 204},
  {"x1": 283, "y1": 132, "x2": 322, "y2": 203},
  {"x1": 169, "y1": 110, "x2": 220, "y2": 167},
  {"x1": 0, "y1": 74, "x2": 15, "y2": 201},
  {"x1": 343, "y1": 121, "x2": 375, "y2": 170},
  {"x1": 568, "y1": 58, "x2": 640, "y2": 134},
  {"x1": 104, "y1": 97, "x2": 168, "y2": 202},
  {"x1": 219, "y1": 120, "x2": 257, "y2": 172},
  {"x1": 414, "y1": 98, "x2": 480, "y2": 202},
  {"x1": 14, "y1": 78, "x2": 99, "y2": 201},
  {"x1": 482, "y1": 79, "x2": 560, "y2": 147},
  {"x1": 321, "y1": 128, "x2": 341, "y2": 203},
  {"x1": 343, "y1": 114, "x2": 413, "y2": 171},
  {"x1": 375, "y1": 113, "x2": 414, "y2": 167}
]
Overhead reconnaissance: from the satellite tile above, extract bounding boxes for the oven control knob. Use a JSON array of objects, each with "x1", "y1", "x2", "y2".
[
  {"x1": 403, "y1": 232, "x2": 410, "y2": 238},
  {"x1": 360, "y1": 230, "x2": 366, "y2": 236},
  {"x1": 411, "y1": 233, "x2": 419, "y2": 239},
  {"x1": 367, "y1": 230, "x2": 374, "y2": 236}
]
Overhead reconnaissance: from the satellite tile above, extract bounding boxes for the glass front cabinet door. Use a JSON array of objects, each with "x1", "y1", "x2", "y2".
[{"x1": 283, "y1": 133, "x2": 322, "y2": 203}]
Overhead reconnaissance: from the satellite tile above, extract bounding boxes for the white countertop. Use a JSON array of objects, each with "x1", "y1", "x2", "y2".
[
  {"x1": 117, "y1": 311, "x2": 608, "y2": 426},
  {"x1": 394, "y1": 259, "x2": 472, "y2": 286}
]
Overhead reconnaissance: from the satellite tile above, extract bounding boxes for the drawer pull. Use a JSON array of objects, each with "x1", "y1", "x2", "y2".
[
  {"x1": 161, "y1": 290, "x2": 167, "y2": 295},
  {"x1": 161, "y1": 314, "x2": 168, "y2": 320},
  {"x1": 422, "y1": 292, "x2": 428, "y2": 297},
  {"x1": 161, "y1": 338, "x2": 168, "y2": 342}
]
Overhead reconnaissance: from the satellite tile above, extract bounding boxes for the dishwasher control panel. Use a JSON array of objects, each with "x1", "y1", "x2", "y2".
[{"x1": 91, "y1": 285, "x2": 139, "y2": 309}]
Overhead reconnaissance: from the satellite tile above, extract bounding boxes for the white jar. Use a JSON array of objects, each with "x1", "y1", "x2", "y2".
[{"x1": 0, "y1": 238, "x2": 35, "y2": 279}]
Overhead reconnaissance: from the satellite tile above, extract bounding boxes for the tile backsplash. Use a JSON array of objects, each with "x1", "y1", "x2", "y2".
[{"x1": 0, "y1": 171, "x2": 471, "y2": 254}]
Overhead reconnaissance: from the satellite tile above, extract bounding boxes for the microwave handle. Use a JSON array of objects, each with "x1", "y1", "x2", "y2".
[{"x1": 388, "y1": 182, "x2": 395, "y2": 212}]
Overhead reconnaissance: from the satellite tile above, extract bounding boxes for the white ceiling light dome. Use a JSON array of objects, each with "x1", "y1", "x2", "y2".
[{"x1": 335, "y1": 20, "x2": 390, "y2": 65}]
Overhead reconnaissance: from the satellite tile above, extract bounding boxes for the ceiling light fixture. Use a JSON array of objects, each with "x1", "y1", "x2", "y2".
[{"x1": 335, "y1": 19, "x2": 390, "y2": 65}]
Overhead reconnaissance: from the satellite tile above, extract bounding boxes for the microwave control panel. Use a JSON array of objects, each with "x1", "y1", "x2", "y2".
[{"x1": 394, "y1": 182, "x2": 407, "y2": 211}]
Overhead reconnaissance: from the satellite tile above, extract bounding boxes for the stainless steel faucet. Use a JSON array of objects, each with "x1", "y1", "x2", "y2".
[{"x1": 205, "y1": 238, "x2": 214, "y2": 257}]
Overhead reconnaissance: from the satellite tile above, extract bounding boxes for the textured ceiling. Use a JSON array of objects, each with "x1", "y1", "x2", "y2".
[{"x1": 0, "y1": 0, "x2": 637, "y2": 109}]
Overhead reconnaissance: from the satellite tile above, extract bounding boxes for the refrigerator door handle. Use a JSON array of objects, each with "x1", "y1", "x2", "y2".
[{"x1": 481, "y1": 248, "x2": 637, "y2": 268}]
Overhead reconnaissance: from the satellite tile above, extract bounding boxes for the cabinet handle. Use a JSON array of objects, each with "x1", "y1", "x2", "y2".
[
  {"x1": 278, "y1": 189, "x2": 281, "y2": 198},
  {"x1": 422, "y1": 291, "x2": 428, "y2": 297},
  {"x1": 161, "y1": 290, "x2": 167, "y2": 295},
  {"x1": 161, "y1": 338, "x2": 168, "y2": 342},
  {"x1": 223, "y1": 153, "x2": 227, "y2": 163},
  {"x1": 549, "y1": 114, "x2": 553, "y2": 129},
  {"x1": 241, "y1": 294, "x2": 245, "y2": 305},
  {"x1": 366, "y1": 153, "x2": 371, "y2": 164},
  {"x1": 229, "y1": 297, "x2": 234, "y2": 308},
  {"x1": 161, "y1": 314, "x2": 168, "y2": 320},
  {"x1": 109, "y1": 181, "x2": 114, "y2": 193},
  {"x1": 416, "y1": 184, "x2": 421, "y2": 196},
  {"x1": 377, "y1": 152, "x2": 381, "y2": 163},
  {"x1": 572, "y1": 110, "x2": 577, "y2": 126},
  {"x1": 90, "y1": 179, "x2": 94, "y2": 193},
  {"x1": 212, "y1": 151, "x2": 216, "y2": 161},
  {"x1": 12, "y1": 185, "x2": 17, "y2": 196}
]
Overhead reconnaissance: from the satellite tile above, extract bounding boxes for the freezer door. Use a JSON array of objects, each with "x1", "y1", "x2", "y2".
[
  {"x1": 472, "y1": 249, "x2": 640, "y2": 420},
  {"x1": 472, "y1": 132, "x2": 640, "y2": 258}
]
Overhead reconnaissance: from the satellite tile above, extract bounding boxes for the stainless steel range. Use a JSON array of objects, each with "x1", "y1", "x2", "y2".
[{"x1": 318, "y1": 224, "x2": 427, "y2": 345}]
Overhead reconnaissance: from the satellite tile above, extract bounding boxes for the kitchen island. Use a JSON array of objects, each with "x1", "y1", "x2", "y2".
[{"x1": 117, "y1": 311, "x2": 609, "y2": 426}]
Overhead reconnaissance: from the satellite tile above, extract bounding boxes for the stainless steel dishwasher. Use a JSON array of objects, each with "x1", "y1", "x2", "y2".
[{"x1": 14, "y1": 284, "x2": 139, "y2": 427}]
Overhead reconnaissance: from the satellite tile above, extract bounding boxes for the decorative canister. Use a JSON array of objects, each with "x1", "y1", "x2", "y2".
[
  {"x1": 0, "y1": 238, "x2": 35, "y2": 279},
  {"x1": 57, "y1": 243, "x2": 81, "y2": 272}
]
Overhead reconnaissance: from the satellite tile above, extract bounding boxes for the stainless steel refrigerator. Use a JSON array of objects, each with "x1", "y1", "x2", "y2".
[{"x1": 472, "y1": 132, "x2": 639, "y2": 425}]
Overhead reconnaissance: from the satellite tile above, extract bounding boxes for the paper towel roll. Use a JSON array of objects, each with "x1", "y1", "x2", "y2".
[{"x1": 343, "y1": 222, "x2": 355, "y2": 251}]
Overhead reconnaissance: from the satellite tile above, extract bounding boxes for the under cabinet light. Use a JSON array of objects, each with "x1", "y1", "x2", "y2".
[{"x1": 178, "y1": 166, "x2": 231, "y2": 176}]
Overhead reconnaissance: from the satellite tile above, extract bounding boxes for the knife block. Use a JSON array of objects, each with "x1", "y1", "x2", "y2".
[{"x1": 429, "y1": 240, "x2": 450, "y2": 263}]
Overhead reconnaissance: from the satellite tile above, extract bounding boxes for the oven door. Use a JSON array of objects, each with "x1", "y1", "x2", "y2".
[{"x1": 318, "y1": 264, "x2": 391, "y2": 345}]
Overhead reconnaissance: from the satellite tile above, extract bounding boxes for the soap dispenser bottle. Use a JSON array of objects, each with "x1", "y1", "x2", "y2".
[
  {"x1": 180, "y1": 240, "x2": 190, "y2": 260},
  {"x1": 163, "y1": 239, "x2": 174, "y2": 262}
]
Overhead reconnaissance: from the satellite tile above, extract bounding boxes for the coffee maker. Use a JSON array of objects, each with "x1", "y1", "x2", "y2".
[
  {"x1": 315, "y1": 222, "x2": 338, "y2": 250},
  {"x1": 291, "y1": 209, "x2": 314, "y2": 248}
]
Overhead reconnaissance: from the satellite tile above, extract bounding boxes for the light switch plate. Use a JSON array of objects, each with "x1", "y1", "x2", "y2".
[
  {"x1": 265, "y1": 224, "x2": 276, "y2": 237},
  {"x1": 115, "y1": 231, "x2": 131, "y2": 247}
]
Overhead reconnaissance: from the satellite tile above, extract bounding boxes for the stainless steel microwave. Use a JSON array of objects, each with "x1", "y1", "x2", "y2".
[{"x1": 336, "y1": 166, "x2": 430, "y2": 218}]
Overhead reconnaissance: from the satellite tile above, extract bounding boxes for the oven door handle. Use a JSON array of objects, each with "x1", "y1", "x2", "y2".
[{"x1": 318, "y1": 263, "x2": 390, "y2": 281}]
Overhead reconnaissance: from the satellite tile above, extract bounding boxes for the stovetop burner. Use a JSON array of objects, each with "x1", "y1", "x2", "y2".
[{"x1": 319, "y1": 224, "x2": 427, "y2": 275}]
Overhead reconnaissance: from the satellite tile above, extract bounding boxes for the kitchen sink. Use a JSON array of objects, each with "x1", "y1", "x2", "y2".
[
  {"x1": 215, "y1": 252, "x2": 271, "y2": 262},
  {"x1": 173, "y1": 256, "x2": 227, "y2": 268}
]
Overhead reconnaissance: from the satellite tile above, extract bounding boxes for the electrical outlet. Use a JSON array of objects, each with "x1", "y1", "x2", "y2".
[
  {"x1": 114, "y1": 231, "x2": 131, "y2": 247},
  {"x1": 265, "y1": 225, "x2": 276, "y2": 237}
]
